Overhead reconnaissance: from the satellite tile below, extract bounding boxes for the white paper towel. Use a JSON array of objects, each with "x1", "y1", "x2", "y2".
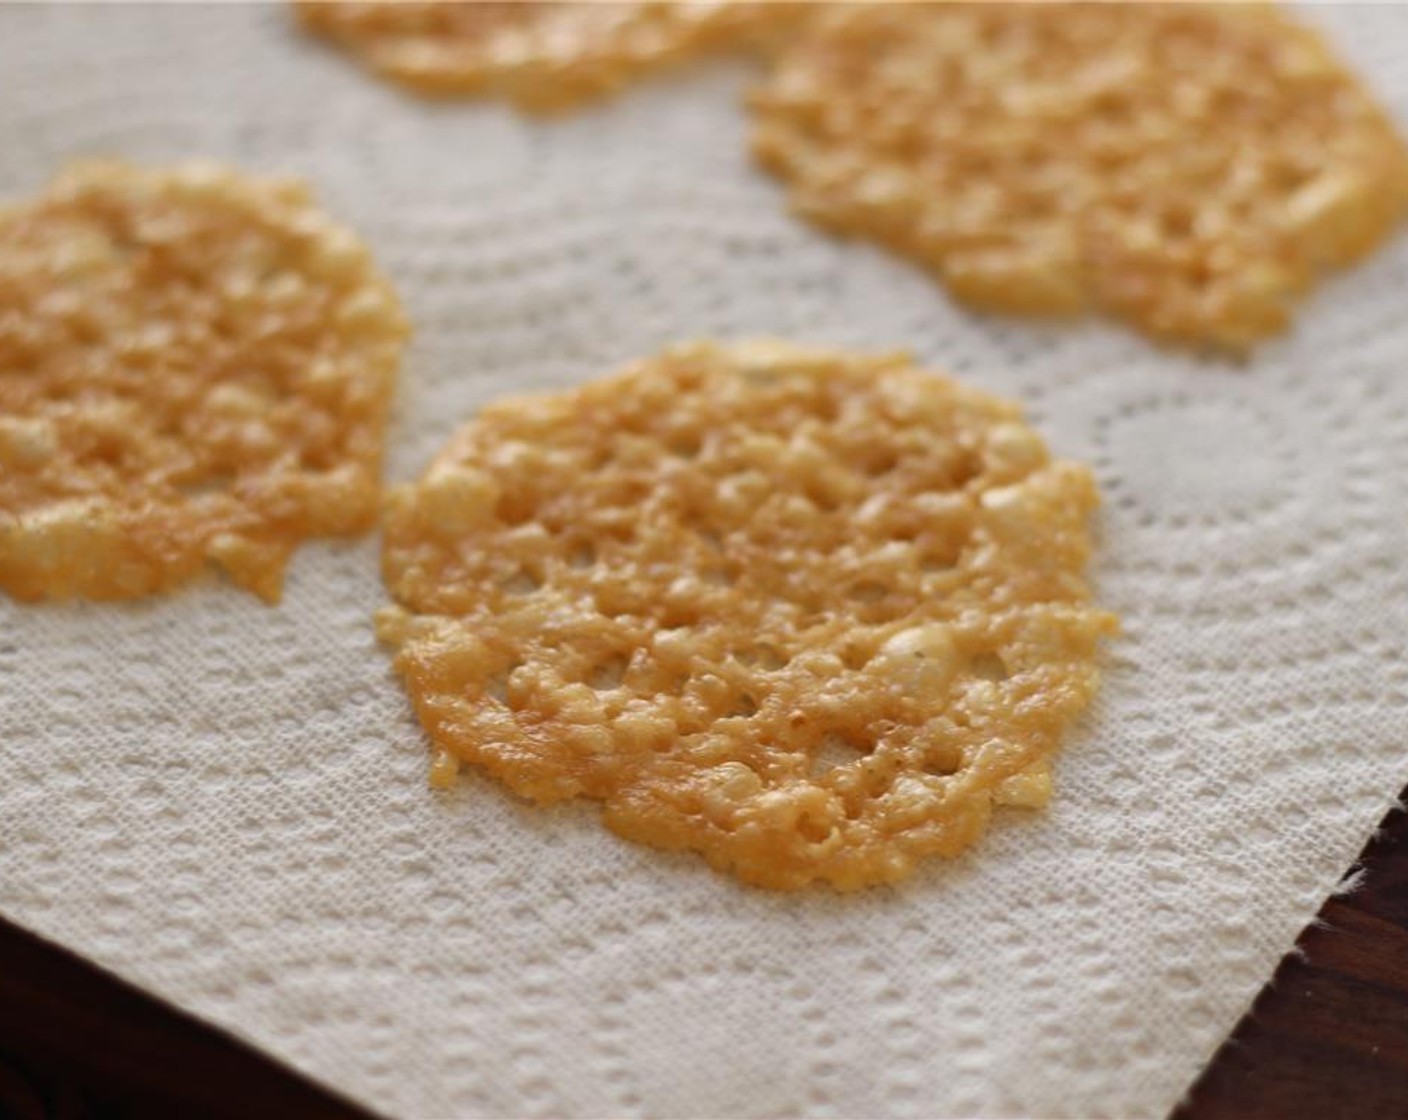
[{"x1": 4, "y1": 4, "x2": 1408, "y2": 1118}]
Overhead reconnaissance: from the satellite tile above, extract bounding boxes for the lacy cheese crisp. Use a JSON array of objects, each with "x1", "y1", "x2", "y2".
[
  {"x1": 750, "y1": 3, "x2": 1408, "y2": 351},
  {"x1": 297, "y1": 1, "x2": 798, "y2": 111},
  {"x1": 0, "y1": 161, "x2": 407, "y2": 603},
  {"x1": 378, "y1": 342, "x2": 1115, "y2": 890}
]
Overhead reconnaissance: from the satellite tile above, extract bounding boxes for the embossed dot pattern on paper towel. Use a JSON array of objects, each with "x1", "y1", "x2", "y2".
[{"x1": 2, "y1": 4, "x2": 1408, "y2": 1119}]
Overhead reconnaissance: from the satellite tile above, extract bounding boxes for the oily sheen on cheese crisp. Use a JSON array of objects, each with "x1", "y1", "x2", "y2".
[
  {"x1": 297, "y1": 1, "x2": 799, "y2": 112},
  {"x1": 0, "y1": 161, "x2": 406, "y2": 603},
  {"x1": 749, "y1": 3, "x2": 1408, "y2": 351},
  {"x1": 378, "y1": 343, "x2": 1116, "y2": 890}
]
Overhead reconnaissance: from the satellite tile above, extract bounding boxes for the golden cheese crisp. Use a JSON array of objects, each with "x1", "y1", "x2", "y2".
[
  {"x1": 378, "y1": 342, "x2": 1115, "y2": 890},
  {"x1": 0, "y1": 161, "x2": 407, "y2": 603},
  {"x1": 297, "y1": 0, "x2": 799, "y2": 111},
  {"x1": 750, "y1": 3, "x2": 1408, "y2": 351}
]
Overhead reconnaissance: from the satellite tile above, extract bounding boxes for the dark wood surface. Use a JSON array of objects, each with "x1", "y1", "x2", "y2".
[
  {"x1": 0, "y1": 913, "x2": 378, "y2": 1120},
  {"x1": 1174, "y1": 791, "x2": 1408, "y2": 1120},
  {"x1": 4, "y1": 794, "x2": 1408, "y2": 1119}
]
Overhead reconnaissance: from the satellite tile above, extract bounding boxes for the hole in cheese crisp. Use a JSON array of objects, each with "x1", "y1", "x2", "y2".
[
  {"x1": 809, "y1": 733, "x2": 866, "y2": 780},
  {"x1": 970, "y1": 652, "x2": 1010, "y2": 683},
  {"x1": 749, "y1": 3, "x2": 1408, "y2": 351},
  {"x1": 296, "y1": 0, "x2": 806, "y2": 112},
  {"x1": 0, "y1": 161, "x2": 407, "y2": 603},
  {"x1": 377, "y1": 341, "x2": 1116, "y2": 890}
]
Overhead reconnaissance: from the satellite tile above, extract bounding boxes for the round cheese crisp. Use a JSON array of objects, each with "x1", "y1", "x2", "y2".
[
  {"x1": 297, "y1": 1, "x2": 799, "y2": 111},
  {"x1": 378, "y1": 342, "x2": 1116, "y2": 891},
  {"x1": 0, "y1": 161, "x2": 407, "y2": 603},
  {"x1": 749, "y1": 3, "x2": 1408, "y2": 351}
]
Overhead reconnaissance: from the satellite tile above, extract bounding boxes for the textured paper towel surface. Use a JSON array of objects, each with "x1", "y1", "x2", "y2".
[{"x1": 4, "y1": 5, "x2": 1408, "y2": 1118}]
